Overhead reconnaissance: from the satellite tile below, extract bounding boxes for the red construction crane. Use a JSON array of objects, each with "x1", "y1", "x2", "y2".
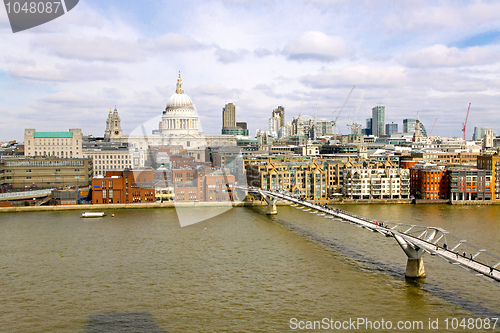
[
  {"x1": 462, "y1": 103, "x2": 471, "y2": 140},
  {"x1": 429, "y1": 118, "x2": 437, "y2": 136}
]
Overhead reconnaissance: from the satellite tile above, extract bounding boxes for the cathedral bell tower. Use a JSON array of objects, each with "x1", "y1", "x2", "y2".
[{"x1": 104, "y1": 105, "x2": 122, "y2": 141}]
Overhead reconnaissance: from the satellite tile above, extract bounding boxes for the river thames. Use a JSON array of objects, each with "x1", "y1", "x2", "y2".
[{"x1": 1, "y1": 204, "x2": 499, "y2": 332}]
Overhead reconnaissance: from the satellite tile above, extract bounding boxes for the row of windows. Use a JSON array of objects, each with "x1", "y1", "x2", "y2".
[
  {"x1": 5, "y1": 160, "x2": 85, "y2": 167},
  {"x1": 91, "y1": 154, "x2": 128, "y2": 159},
  {"x1": 28, "y1": 139, "x2": 78, "y2": 145},
  {"x1": 22, "y1": 175, "x2": 81, "y2": 179},
  {"x1": 96, "y1": 165, "x2": 132, "y2": 170},
  {"x1": 33, "y1": 151, "x2": 78, "y2": 158},
  {"x1": 32, "y1": 141, "x2": 75, "y2": 146},
  {"x1": 95, "y1": 160, "x2": 128, "y2": 165}
]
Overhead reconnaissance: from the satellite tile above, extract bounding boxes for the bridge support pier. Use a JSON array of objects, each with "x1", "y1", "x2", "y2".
[
  {"x1": 405, "y1": 259, "x2": 425, "y2": 278},
  {"x1": 259, "y1": 191, "x2": 278, "y2": 215},
  {"x1": 394, "y1": 234, "x2": 425, "y2": 278}
]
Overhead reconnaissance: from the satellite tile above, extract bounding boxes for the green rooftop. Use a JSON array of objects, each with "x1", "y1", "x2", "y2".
[{"x1": 34, "y1": 132, "x2": 73, "y2": 138}]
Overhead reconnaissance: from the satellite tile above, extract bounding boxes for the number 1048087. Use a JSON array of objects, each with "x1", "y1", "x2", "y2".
[{"x1": 5, "y1": 1, "x2": 62, "y2": 14}]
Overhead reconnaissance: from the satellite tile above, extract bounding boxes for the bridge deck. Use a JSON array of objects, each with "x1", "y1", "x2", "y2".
[
  {"x1": 0, "y1": 189, "x2": 52, "y2": 201},
  {"x1": 249, "y1": 188, "x2": 500, "y2": 283}
]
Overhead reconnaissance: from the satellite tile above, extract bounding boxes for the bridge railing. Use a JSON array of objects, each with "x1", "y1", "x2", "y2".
[
  {"x1": 0, "y1": 189, "x2": 52, "y2": 200},
  {"x1": 262, "y1": 189, "x2": 500, "y2": 274}
]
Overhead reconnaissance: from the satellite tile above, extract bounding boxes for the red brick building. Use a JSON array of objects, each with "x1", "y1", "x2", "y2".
[
  {"x1": 410, "y1": 164, "x2": 449, "y2": 200},
  {"x1": 171, "y1": 168, "x2": 235, "y2": 202},
  {"x1": 91, "y1": 168, "x2": 155, "y2": 204},
  {"x1": 92, "y1": 167, "x2": 236, "y2": 203},
  {"x1": 172, "y1": 169, "x2": 200, "y2": 201},
  {"x1": 400, "y1": 160, "x2": 418, "y2": 170},
  {"x1": 200, "y1": 169, "x2": 235, "y2": 202}
]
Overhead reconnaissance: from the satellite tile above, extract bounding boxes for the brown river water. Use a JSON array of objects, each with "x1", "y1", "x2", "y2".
[{"x1": 0, "y1": 204, "x2": 499, "y2": 332}]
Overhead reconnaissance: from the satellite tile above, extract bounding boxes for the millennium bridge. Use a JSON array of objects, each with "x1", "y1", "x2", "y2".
[{"x1": 244, "y1": 187, "x2": 500, "y2": 282}]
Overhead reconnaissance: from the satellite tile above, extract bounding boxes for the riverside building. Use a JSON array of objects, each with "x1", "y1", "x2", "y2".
[
  {"x1": 0, "y1": 157, "x2": 92, "y2": 190},
  {"x1": 409, "y1": 164, "x2": 449, "y2": 200},
  {"x1": 342, "y1": 167, "x2": 410, "y2": 200},
  {"x1": 24, "y1": 129, "x2": 83, "y2": 158}
]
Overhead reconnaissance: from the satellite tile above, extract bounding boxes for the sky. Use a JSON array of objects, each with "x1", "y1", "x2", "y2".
[{"x1": 1, "y1": 0, "x2": 500, "y2": 142}]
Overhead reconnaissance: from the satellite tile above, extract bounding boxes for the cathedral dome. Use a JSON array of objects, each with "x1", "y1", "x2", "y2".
[
  {"x1": 165, "y1": 71, "x2": 194, "y2": 111},
  {"x1": 166, "y1": 93, "x2": 193, "y2": 108},
  {"x1": 160, "y1": 71, "x2": 200, "y2": 136}
]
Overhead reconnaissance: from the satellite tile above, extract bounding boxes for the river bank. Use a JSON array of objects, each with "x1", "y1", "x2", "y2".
[
  {"x1": 0, "y1": 201, "x2": 250, "y2": 213},
  {"x1": 2, "y1": 197, "x2": 499, "y2": 213}
]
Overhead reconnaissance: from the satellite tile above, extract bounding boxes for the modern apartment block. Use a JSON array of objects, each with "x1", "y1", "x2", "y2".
[
  {"x1": 477, "y1": 152, "x2": 500, "y2": 201},
  {"x1": 342, "y1": 167, "x2": 410, "y2": 199},
  {"x1": 246, "y1": 159, "x2": 328, "y2": 200},
  {"x1": 448, "y1": 168, "x2": 492, "y2": 201}
]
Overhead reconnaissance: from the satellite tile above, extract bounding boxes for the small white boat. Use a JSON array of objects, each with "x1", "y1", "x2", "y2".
[{"x1": 81, "y1": 212, "x2": 105, "y2": 218}]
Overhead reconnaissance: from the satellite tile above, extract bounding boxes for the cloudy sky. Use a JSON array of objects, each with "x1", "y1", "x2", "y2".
[{"x1": 1, "y1": 0, "x2": 500, "y2": 142}]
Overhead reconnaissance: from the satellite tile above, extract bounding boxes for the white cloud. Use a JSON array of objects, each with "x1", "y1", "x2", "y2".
[
  {"x1": 401, "y1": 44, "x2": 500, "y2": 68},
  {"x1": 254, "y1": 48, "x2": 273, "y2": 58},
  {"x1": 150, "y1": 33, "x2": 206, "y2": 52},
  {"x1": 215, "y1": 48, "x2": 249, "y2": 64},
  {"x1": 283, "y1": 31, "x2": 353, "y2": 62},
  {"x1": 31, "y1": 36, "x2": 145, "y2": 62},
  {"x1": 9, "y1": 63, "x2": 122, "y2": 81},
  {"x1": 301, "y1": 66, "x2": 408, "y2": 89},
  {"x1": 383, "y1": 2, "x2": 500, "y2": 32},
  {"x1": 42, "y1": 92, "x2": 84, "y2": 103},
  {"x1": 195, "y1": 83, "x2": 234, "y2": 96}
]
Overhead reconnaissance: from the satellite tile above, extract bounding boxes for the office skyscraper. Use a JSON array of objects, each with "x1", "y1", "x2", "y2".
[
  {"x1": 272, "y1": 106, "x2": 285, "y2": 128},
  {"x1": 222, "y1": 103, "x2": 236, "y2": 128},
  {"x1": 363, "y1": 118, "x2": 372, "y2": 135},
  {"x1": 403, "y1": 119, "x2": 417, "y2": 133},
  {"x1": 371, "y1": 105, "x2": 385, "y2": 136},
  {"x1": 386, "y1": 122, "x2": 398, "y2": 135},
  {"x1": 473, "y1": 127, "x2": 485, "y2": 141}
]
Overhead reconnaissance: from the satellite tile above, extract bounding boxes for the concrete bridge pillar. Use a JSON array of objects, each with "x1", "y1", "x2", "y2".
[
  {"x1": 394, "y1": 234, "x2": 425, "y2": 278},
  {"x1": 259, "y1": 191, "x2": 278, "y2": 215},
  {"x1": 405, "y1": 259, "x2": 425, "y2": 278}
]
